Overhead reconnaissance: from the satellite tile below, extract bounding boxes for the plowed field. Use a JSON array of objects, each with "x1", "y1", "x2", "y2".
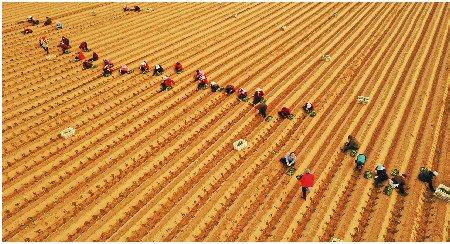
[{"x1": 2, "y1": 2, "x2": 449, "y2": 242}]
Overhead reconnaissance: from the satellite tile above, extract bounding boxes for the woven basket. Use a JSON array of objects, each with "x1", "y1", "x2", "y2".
[
  {"x1": 233, "y1": 139, "x2": 248, "y2": 151},
  {"x1": 322, "y1": 54, "x2": 331, "y2": 62},
  {"x1": 60, "y1": 127, "x2": 76, "y2": 139}
]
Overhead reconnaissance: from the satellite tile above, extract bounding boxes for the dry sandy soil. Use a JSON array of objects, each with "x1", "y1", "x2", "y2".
[{"x1": 2, "y1": 2, "x2": 449, "y2": 242}]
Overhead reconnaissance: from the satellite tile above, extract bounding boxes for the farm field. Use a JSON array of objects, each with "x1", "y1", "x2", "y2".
[{"x1": 2, "y1": 2, "x2": 449, "y2": 242}]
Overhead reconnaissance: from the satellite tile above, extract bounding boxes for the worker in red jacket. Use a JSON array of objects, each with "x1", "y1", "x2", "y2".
[
  {"x1": 198, "y1": 78, "x2": 209, "y2": 90},
  {"x1": 278, "y1": 107, "x2": 293, "y2": 119},
  {"x1": 74, "y1": 51, "x2": 86, "y2": 62},
  {"x1": 298, "y1": 169, "x2": 315, "y2": 199},
  {"x1": 161, "y1": 76, "x2": 175, "y2": 91}
]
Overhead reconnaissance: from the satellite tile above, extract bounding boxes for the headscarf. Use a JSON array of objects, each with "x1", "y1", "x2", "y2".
[{"x1": 376, "y1": 164, "x2": 385, "y2": 171}]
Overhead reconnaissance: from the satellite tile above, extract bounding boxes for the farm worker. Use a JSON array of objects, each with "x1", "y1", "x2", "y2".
[
  {"x1": 163, "y1": 76, "x2": 175, "y2": 86},
  {"x1": 43, "y1": 17, "x2": 52, "y2": 26},
  {"x1": 154, "y1": 64, "x2": 164, "y2": 76},
  {"x1": 298, "y1": 169, "x2": 315, "y2": 200},
  {"x1": 103, "y1": 65, "x2": 112, "y2": 76},
  {"x1": 253, "y1": 88, "x2": 265, "y2": 105},
  {"x1": 124, "y1": 5, "x2": 140, "y2": 11},
  {"x1": 39, "y1": 36, "x2": 49, "y2": 54},
  {"x1": 225, "y1": 85, "x2": 236, "y2": 96},
  {"x1": 55, "y1": 21, "x2": 63, "y2": 30},
  {"x1": 27, "y1": 16, "x2": 39, "y2": 25},
  {"x1": 278, "y1": 107, "x2": 292, "y2": 119},
  {"x1": 211, "y1": 82, "x2": 220, "y2": 92},
  {"x1": 90, "y1": 52, "x2": 99, "y2": 61},
  {"x1": 23, "y1": 27, "x2": 33, "y2": 34},
  {"x1": 418, "y1": 169, "x2": 438, "y2": 192},
  {"x1": 195, "y1": 70, "x2": 206, "y2": 81},
  {"x1": 82, "y1": 60, "x2": 94, "y2": 69},
  {"x1": 57, "y1": 43, "x2": 70, "y2": 54},
  {"x1": 75, "y1": 51, "x2": 86, "y2": 62},
  {"x1": 355, "y1": 153, "x2": 366, "y2": 170},
  {"x1": 341, "y1": 135, "x2": 360, "y2": 153},
  {"x1": 79, "y1": 42, "x2": 89, "y2": 52},
  {"x1": 41, "y1": 41, "x2": 49, "y2": 54},
  {"x1": 303, "y1": 102, "x2": 314, "y2": 113},
  {"x1": 280, "y1": 152, "x2": 296, "y2": 167},
  {"x1": 198, "y1": 78, "x2": 209, "y2": 90},
  {"x1": 390, "y1": 174, "x2": 408, "y2": 196},
  {"x1": 27, "y1": 16, "x2": 34, "y2": 23},
  {"x1": 39, "y1": 36, "x2": 49, "y2": 44},
  {"x1": 174, "y1": 62, "x2": 183, "y2": 73},
  {"x1": 374, "y1": 164, "x2": 389, "y2": 187},
  {"x1": 256, "y1": 102, "x2": 268, "y2": 118},
  {"x1": 119, "y1": 64, "x2": 130, "y2": 74},
  {"x1": 238, "y1": 88, "x2": 248, "y2": 100},
  {"x1": 61, "y1": 36, "x2": 70, "y2": 46},
  {"x1": 139, "y1": 61, "x2": 150, "y2": 73},
  {"x1": 161, "y1": 76, "x2": 175, "y2": 91},
  {"x1": 104, "y1": 59, "x2": 114, "y2": 67}
]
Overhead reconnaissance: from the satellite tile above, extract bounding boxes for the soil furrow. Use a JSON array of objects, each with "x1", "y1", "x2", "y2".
[{"x1": 350, "y1": 3, "x2": 439, "y2": 241}]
